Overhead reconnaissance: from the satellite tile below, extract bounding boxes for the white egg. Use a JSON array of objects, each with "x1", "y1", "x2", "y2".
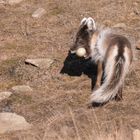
[{"x1": 76, "y1": 48, "x2": 86, "y2": 57}]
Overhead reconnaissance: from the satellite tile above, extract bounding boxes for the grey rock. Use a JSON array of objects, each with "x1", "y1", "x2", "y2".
[
  {"x1": 2, "y1": 105, "x2": 12, "y2": 112},
  {"x1": 6, "y1": 0, "x2": 23, "y2": 5},
  {"x1": 12, "y1": 85, "x2": 33, "y2": 93},
  {"x1": 25, "y1": 58, "x2": 54, "y2": 69},
  {"x1": 0, "y1": 112, "x2": 31, "y2": 134},
  {"x1": 0, "y1": 92, "x2": 13, "y2": 102},
  {"x1": 113, "y1": 23, "x2": 127, "y2": 29},
  {"x1": 32, "y1": 8, "x2": 46, "y2": 18}
]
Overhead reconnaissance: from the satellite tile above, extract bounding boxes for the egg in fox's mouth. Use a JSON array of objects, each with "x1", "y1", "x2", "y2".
[
  {"x1": 76, "y1": 48, "x2": 86, "y2": 57},
  {"x1": 70, "y1": 48, "x2": 89, "y2": 59}
]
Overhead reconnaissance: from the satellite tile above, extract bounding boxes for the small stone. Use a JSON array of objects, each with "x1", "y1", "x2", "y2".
[
  {"x1": 113, "y1": 23, "x2": 127, "y2": 29},
  {"x1": 136, "y1": 40, "x2": 140, "y2": 50},
  {"x1": 0, "y1": 112, "x2": 31, "y2": 134},
  {"x1": 32, "y1": 8, "x2": 46, "y2": 18},
  {"x1": 133, "y1": 129, "x2": 140, "y2": 140},
  {"x1": 7, "y1": 0, "x2": 23, "y2": 5},
  {"x1": 25, "y1": 58, "x2": 54, "y2": 69},
  {"x1": 2, "y1": 105, "x2": 12, "y2": 112},
  {"x1": 12, "y1": 85, "x2": 33, "y2": 93},
  {"x1": 0, "y1": 92, "x2": 13, "y2": 102}
]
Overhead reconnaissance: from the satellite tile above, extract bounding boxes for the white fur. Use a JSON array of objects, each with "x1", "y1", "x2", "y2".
[
  {"x1": 90, "y1": 45, "x2": 131, "y2": 103},
  {"x1": 70, "y1": 50, "x2": 76, "y2": 54},
  {"x1": 90, "y1": 46, "x2": 119, "y2": 103},
  {"x1": 78, "y1": 17, "x2": 131, "y2": 103},
  {"x1": 90, "y1": 29, "x2": 112, "y2": 62},
  {"x1": 80, "y1": 17, "x2": 96, "y2": 30},
  {"x1": 86, "y1": 17, "x2": 96, "y2": 30},
  {"x1": 80, "y1": 17, "x2": 87, "y2": 25},
  {"x1": 87, "y1": 19, "x2": 131, "y2": 103}
]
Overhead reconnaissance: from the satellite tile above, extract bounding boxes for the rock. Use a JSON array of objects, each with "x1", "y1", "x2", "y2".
[
  {"x1": 113, "y1": 23, "x2": 127, "y2": 29},
  {"x1": 32, "y1": 8, "x2": 46, "y2": 18},
  {"x1": 12, "y1": 85, "x2": 33, "y2": 93},
  {"x1": 2, "y1": 105, "x2": 12, "y2": 112},
  {"x1": 0, "y1": 92, "x2": 13, "y2": 102},
  {"x1": 7, "y1": 0, "x2": 23, "y2": 5},
  {"x1": 136, "y1": 40, "x2": 140, "y2": 50},
  {"x1": 133, "y1": 129, "x2": 140, "y2": 140},
  {"x1": 25, "y1": 58, "x2": 54, "y2": 69},
  {"x1": 0, "y1": 112, "x2": 31, "y2": 134}
]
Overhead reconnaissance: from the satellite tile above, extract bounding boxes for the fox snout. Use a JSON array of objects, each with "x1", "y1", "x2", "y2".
[{"x1": 70, "y1": 46, "x2": 77, "y2": 54}]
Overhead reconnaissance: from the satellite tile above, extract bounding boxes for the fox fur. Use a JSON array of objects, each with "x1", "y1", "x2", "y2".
[{"x1": 70, "y1": 17, "x2": 133, "y2": 104}]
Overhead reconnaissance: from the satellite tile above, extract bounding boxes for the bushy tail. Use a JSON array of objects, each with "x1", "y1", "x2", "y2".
[{"x1": 90, "y1": 47, "x2": 130, "y2": 104}]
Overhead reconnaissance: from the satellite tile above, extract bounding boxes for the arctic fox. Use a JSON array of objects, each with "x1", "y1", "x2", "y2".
[{"x1": 70, "y1": 17, "x2": 133, "y2": 104}]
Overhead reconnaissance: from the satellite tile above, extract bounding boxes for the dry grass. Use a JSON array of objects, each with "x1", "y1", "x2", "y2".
[
  {"x1": 0, "y1": 108, "x2": 133, "y2": 140},
  {"x1": 0, "y1": 0, "x2": 140, "y2": 140}
]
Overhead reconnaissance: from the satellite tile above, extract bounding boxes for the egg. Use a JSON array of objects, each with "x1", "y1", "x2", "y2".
[{"x1": 76, "y1": 48, "x2": 86, "y2": 57}]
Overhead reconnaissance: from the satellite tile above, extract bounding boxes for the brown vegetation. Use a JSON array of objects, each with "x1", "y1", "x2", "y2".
[{"x1": 0, "y1": 0, "x2": 140, "y2": 139}]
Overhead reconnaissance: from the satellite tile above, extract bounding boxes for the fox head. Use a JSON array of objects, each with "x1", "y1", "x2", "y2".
[{"x1": 70, "y1": 17, "x2": 96, "y2": 58}]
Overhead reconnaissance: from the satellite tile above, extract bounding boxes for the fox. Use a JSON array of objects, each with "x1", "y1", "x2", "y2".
[{"x1": 70, "y1": 17, "x2": 133, "y2": 105}]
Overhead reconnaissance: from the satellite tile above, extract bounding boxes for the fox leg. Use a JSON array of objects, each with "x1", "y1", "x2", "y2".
[
  {"x1": 94, "y1": 60, "x2": 103, "y2": 90},
  {"x1": 115, "y1": 86, "x2": 123, "y2": 101}
]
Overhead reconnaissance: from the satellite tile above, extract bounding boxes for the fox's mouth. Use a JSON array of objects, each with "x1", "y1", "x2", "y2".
[{"x1": 70, "y1": 50, "x2": 76, "y2": 54}]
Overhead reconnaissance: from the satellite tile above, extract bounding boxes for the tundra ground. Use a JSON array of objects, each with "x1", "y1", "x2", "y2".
[{"x1": 0, "y1": 0, "x2": 140, "y2": 139}]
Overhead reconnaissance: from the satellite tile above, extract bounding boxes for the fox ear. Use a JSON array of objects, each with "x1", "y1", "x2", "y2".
[
  {"x1": 86, "y1": 17, "x2": 96, "y2": 30},
  {"x1": 80, "y1": 17, "x2": 87, "y2": 25}
]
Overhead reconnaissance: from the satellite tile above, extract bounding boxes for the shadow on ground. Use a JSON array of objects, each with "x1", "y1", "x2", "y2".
[
  {"x1": 60, "y1": 52, "x2": 98, "y2": 90},
  {"x1": 60, "y1": 52, "x2": 108, "y2": 107}
]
